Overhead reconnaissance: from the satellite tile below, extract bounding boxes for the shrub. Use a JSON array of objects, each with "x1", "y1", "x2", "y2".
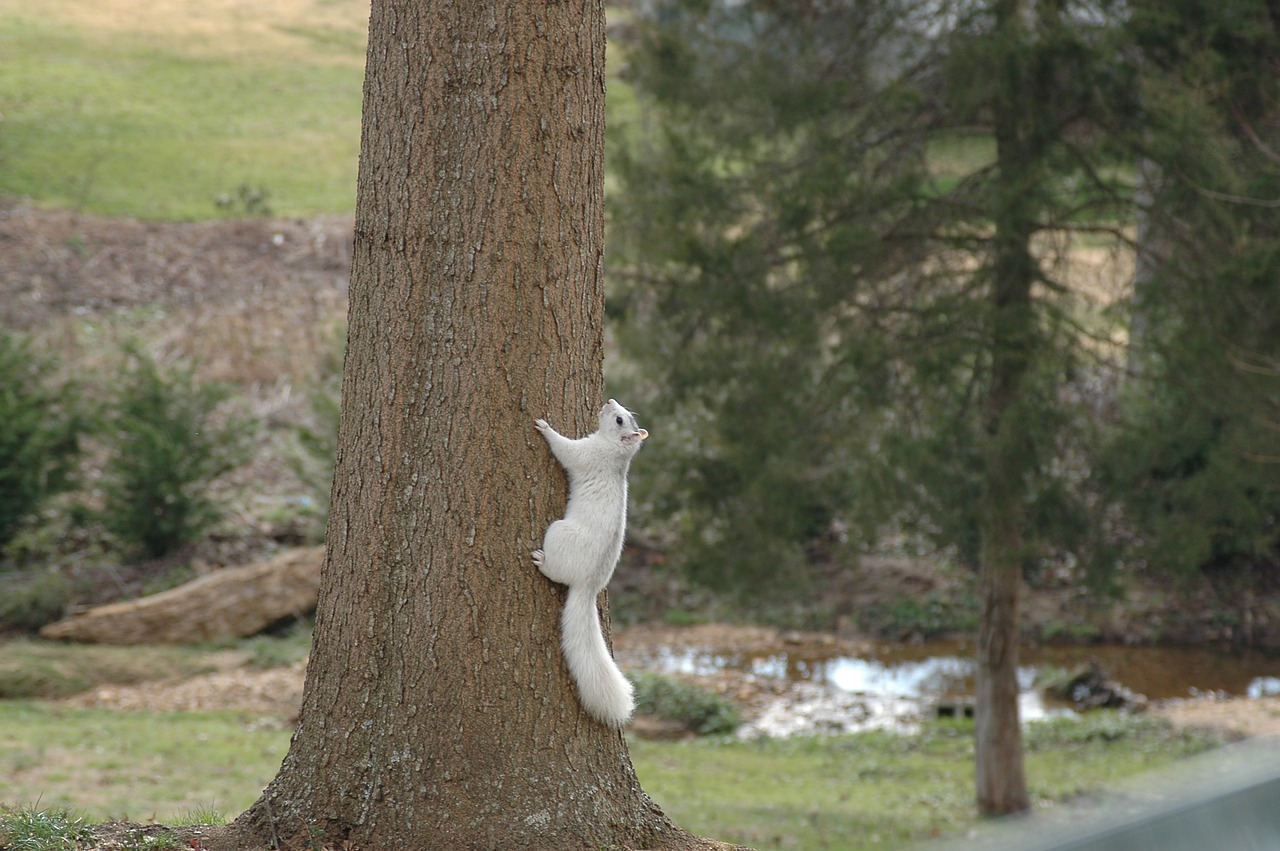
[
  {"x1": 99, "y1": 348, "x2": 254, "y2": 559},
  {"x1": 856, "y1": 589, "x2": 980, "y2": 640},
  {"x1": 0, "y1": 570, "x2": 73, "y2": 632},
  {"x1": 240, "y1": 618, "x2": 314, "y2": 669},
  {"x1": 0, "y1": 332, "x2": 81, "y2": 556},
  {"x1": 629, "y1": 671, "x2": 740, "y2": 735},
  {"x1": 286, "y1": 326, "x2": 343, "y2": 538}
]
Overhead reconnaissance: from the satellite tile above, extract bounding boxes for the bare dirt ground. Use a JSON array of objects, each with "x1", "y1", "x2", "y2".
[
  {"x1": 1, "y1": 202, "x2": 353, "y2": 386},
  {"x1": 1, "y1": 202, "x2": 354, "y2": 580},
  {"x1": 1152, "y1": 694, "x2": 1280, "y2": 739},
  {"x1": 58, "y1": 624, "x2": 866, "y2": 729},
  {"x1": 64, "y1": 658, "x2": 308, "y2": 720}
]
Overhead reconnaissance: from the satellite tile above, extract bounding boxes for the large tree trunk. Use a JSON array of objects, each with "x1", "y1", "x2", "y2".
[
  {"x1": 974, "y1": 0, "x2": 1035, "y2": 818},
  {"x1": 224, "y1": 4, "x2": 706, "y2": 849}
]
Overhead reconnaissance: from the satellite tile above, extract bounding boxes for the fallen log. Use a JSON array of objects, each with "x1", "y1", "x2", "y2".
[{"x1": 40, "y1": 546, "x2": 324, "y2": 645}]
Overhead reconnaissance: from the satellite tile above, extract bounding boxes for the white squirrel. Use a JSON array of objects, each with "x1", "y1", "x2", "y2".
[{"x1": 532, "y1": 399, "x2": 649, "y2": 727}]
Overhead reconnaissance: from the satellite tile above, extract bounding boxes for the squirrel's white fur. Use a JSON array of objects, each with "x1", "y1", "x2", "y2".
[{"x1": 532, "y1": 399, "x2": 648, "y2": 727}]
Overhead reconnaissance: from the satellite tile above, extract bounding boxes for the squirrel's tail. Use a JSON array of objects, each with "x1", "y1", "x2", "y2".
[{"x1": 560, "y1": 585, "x2": 635, "y2": 727}]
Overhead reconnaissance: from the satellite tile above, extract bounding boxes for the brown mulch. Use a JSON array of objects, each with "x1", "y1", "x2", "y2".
[{"x1": 63, "y1": 660, "x2": 307, "y2": 721}]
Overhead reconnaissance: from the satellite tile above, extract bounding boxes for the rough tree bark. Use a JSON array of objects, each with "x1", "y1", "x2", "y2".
[
  {"x1": 221, "y1": 3, "x2": 715, "y2": 849},
  {"x1": 974, "y1": 0, "x2": 1035, "y2": 818}
]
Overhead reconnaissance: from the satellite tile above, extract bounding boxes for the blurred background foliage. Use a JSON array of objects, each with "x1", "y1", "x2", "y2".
[
  {"x1": 0, "y1": 0, "x2": 1277, "y2": 636},
  {"x1": 607, "y1": 0, "x2": 1280, "y2": 609}
]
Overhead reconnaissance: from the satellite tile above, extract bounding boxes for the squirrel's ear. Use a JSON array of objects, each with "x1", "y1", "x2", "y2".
[{"x1": 636, "y1": 429, "x2": 649, "y2": 441}]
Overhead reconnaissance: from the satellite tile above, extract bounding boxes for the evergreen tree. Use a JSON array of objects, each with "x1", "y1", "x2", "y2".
[
  {"x1": 613, "y1": 2, "x2": 1119, "y2": 604},
  {"x1": 1100, "y1": 0, "x2": 1280, "y2": 603},
  {"x1": 0, "y1": 333, "x2": 80, "y2": 556},
  {"x1": 612, "y1": 0, "x2": 1280, "y2": 816},
  {"x1": 611, "y1": 0, "x2": 944, "y2": 597}
]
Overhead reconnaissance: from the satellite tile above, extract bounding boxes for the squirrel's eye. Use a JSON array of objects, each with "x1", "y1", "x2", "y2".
[{"x1": 615, "y1": 416, "x2": 624, "y2": 426}]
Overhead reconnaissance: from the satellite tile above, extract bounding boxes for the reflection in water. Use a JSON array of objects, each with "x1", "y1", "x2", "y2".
[
  {"x1": 1249, "y1": 677, "x2": 1280, "y2": 698},
  {"x1": 822, "y1": 654, "x2": 973, "y2": 696},
  {"x1": 653, "y1": 642, "x2": 1280, "y2": 700}
]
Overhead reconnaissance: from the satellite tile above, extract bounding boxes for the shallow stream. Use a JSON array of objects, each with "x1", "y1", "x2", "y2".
[{"x1": 634, "y1": 639, "x2": 1280, "y2": 737}]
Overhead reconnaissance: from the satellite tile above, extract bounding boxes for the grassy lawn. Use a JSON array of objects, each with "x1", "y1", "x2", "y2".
[
  {"x1": 0, "y1": 639, "x2": 224, "y2": 700},
  {"x1": 0, "y1": 698, "x2": 1226, "y2": 849},
  {"x1": 0, "y1": 0, "x2": 643, "y2": 222},
  {"x1": 630, "y1": 717, "x2": 1224, "y2": 849},
  {"x1": 0, "y1": 4, "x2": 1232, "y2": 849},
  {"x1": 0, "y1": 0, "x2": 366, "y2": 220},
  {"x1": 0, "y1": 701, "x2": 290, "y2": 821}
]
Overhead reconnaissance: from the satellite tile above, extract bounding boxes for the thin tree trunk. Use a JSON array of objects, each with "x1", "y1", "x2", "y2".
[
  {"x1": 975, "y1": 0, "x2": 1034, "y2": 818},
  {"x1": 1128, "y1": 157, "x2": 1164, "y2": 379},
  {"x1": 975, "y1": 255, "x2": 1034, "y2": 816},
  {"x1": 222, "y1": 3, "x2": 709, "y2": 848}
]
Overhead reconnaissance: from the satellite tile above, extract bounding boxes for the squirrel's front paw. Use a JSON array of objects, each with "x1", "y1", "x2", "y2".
[
  {"x1": 534, "y1": 418, "x2": 550, "y2": 432},
  {"x1": 531, "y1": 548, "x2": 546, "y2": 570}
]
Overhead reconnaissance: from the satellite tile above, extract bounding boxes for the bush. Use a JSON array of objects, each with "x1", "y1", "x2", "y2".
[
  {"x1": 286, "y1": 325, "x2": 343, "y2": 538},
  {"x1": 99, "y1": 348, "x2": 254, "y2": 560},
  {"x1": 629, "y1": 671, "x2": 740, "y2": 735},
  {"x1": 0, "y1": 570, "x2": 72, "y2": 632},
  {"x1": 0, "y1": 332, "x2": 81, "y2": 557},
  {"x1": 856, "y1": 589, "x2": 981, "y2": 640},
  {"x1": 240, "y1": 618, "x2": 314, "y2": 669}
]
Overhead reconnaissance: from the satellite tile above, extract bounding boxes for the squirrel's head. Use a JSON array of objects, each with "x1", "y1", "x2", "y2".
[{"x1": 599, "y1": 399, "x2": 649, "y2": 449}]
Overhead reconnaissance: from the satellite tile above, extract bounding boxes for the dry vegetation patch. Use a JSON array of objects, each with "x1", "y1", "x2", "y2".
[
  {"x1": 1153, "y1": 695, "x2": 1280, "y2": 740},
  {"x1": 17, "y1": 0, "x2": 369, "y2": 65}
]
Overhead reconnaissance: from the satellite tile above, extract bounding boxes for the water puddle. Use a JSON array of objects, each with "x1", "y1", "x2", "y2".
[{"x1": 632, "y1": 639, "x2": 1280, "y2": 738}]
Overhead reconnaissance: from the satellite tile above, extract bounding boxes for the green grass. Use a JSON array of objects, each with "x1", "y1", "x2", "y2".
[
  {"x1": 629, "y1": 717, "x2": 1226, "y2": 850},
  {"x1": 0, "y1": 804, "x2": 210, "y2": 850},
  {"x1": 0, "y1": 701, "x2": 291, "y2": 822},
  {"x1": 0, "y1": 699, "x2": 1226, "y2": 848},
  {"x1": 925, "y1": 131, "x2": 996, "y2": 186},
  {"x1": 0, "y1": 640, "x2": 220, "y2": 700},
  {"x1": 235, "y1": 620, "x2": 314, "y2": 670},
  {"x1": 0, "y1": 1, "x2": 644, "y2": 223},
  {"x1": 0, "y1": 12, "x2": 363, "y2": 220},
  {"x1": 171, "y1": 803, "x2": 228, "y2": 827},
  {"x1": 0, "y1": 804, "x2": 95, "y2": 850}
]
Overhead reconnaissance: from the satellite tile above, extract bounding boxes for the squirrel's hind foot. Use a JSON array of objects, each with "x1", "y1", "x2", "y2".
[{"x1": 532, "y1": 547, "x2": 567, "y2": 584}]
